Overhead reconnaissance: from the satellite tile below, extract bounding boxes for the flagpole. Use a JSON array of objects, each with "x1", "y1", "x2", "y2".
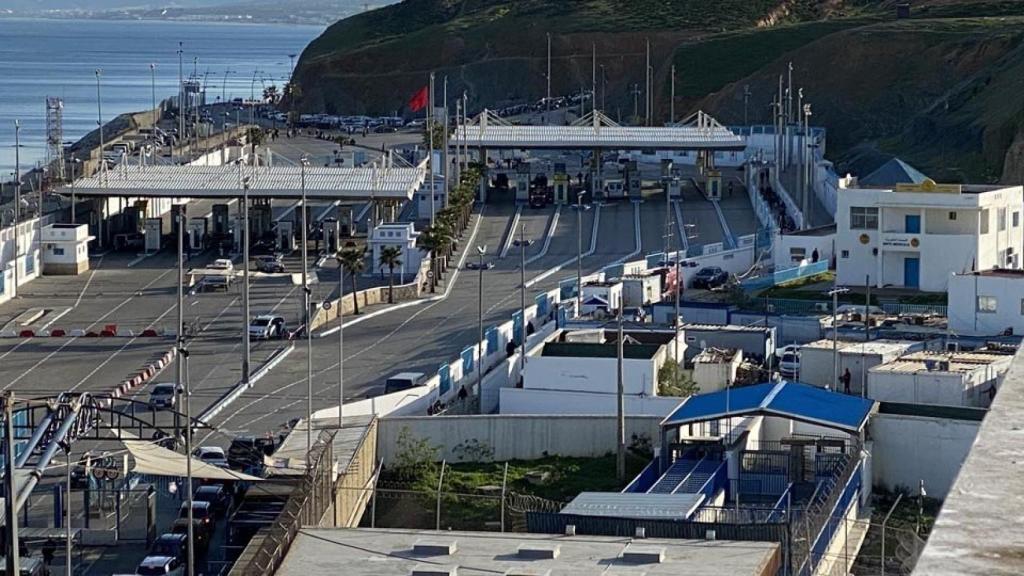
[{"x1": 428, "y1": 72, "x2": 435, "y2": 228}]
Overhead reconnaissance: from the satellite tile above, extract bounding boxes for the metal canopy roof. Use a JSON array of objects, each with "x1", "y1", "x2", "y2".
[
  {"x1": 452, "y1": 110, "x2": 746, "y2": 151},
  {"x1": 661, "y1": 381, "x2": 876, "y2": 434},
  {"x1": 59, "y1": 164, "x2": 426, "y2": 200},
  {"x1": 560, "y1": 491, "x2": 703, "y2": 520}
]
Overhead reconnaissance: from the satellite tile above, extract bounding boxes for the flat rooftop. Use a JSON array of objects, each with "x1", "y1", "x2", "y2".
[
  {"x1": 540, "y1": 342, "x2": 662, "y2": 360},
  {"x1": 801, "y1": 339, "x2": 916, "y2": 356},
  {"x1": 914, "y1": 346, "x2": 1024, "y2": 575},
  {"x1": 871, "y1": 352, "x2": 1012, "y2": 375},
  {"x1": 957, "y1": 267, "x2": 1024, "y2": 278},
  {"x1": 275, "y1": 528, "x2": 781, "y2": 576}
]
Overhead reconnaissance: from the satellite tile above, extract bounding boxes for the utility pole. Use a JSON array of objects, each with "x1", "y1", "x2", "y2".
[
  {"x1": 645, "y1": 38, "x2": 651, "y2": 126},
  {"x1": 95, "y1": 69, "x2": 105, "y2": 186},
  {"x1": 3, "y1": 392, "x2": 20, "y2": 576},
  {"x1": 600, "y1": 65, "x2": 607, "y2": 114},
  {"x1": 178, "y1": 43, "x2": 185, "y2": 161},
  {"x1": 337, "y1": 249, "x2": 345, "y2": 429},
  {"x1": 591, "y1": 42, "x2": 597, "y2": 116},
  {"x1": 863, "y1": 275, "x2": 870, "y2": 398},
  {"x1": 631, "y1": 84, "x2": 640, "y2": 123},
  {"x1": 174, "y1": 202, "x2": 185, "y2": 440},
  {"x1": 519, "y1": 224, "x2": 528, "y2": 376},
  {"x1": 576, "y1": 191, "x2": 587, "y2": 314},
  {"x1": 616, "y1": 304, "x2": 626, "y2": 482},
  {"x1": 428, "y1": 73, "x2": 435, "y2": 228},
  {"x1": 829, "y1": 285, "x2": 850, "y2": 389},
  {"x1": 181, "y1": 348, "x2": 195, "y2": 576},
  {"x1": 443, "y1": 76, "x2": 450, "y2": 206},
  {"x1": 743, "y1": 84, "x2": 751, "y2": 125},
  {"x1": 242, "y1": 178, "x2": 251, "y2": 383},
  {"x1": 476, "y1": 246, "x2": 487, "y2": 397},
  {"x1": 803, "y1": 103, "x2": 813, "y2": 228}
]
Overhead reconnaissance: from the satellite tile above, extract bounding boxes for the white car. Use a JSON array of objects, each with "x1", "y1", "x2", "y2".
[
  {"x1": 248, "y1": 315, "x2": 286, "y2": 339},
  {"x1": 193, "y1": 446, "x2": 229, "y2": 468},
  {"x1": 136, "y1": 555, "x2": 184, "y2": 576},
  {"x1": 777, "y1": 345, "x2": 801, "y2": 378},
  {"x1": 209, "y1": 259, "x2": 234, "y2": 273}
]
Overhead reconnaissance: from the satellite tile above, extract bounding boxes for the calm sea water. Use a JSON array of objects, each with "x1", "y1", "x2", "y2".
[{"x1": 0, "y1": 18, "x2": 321, "y2": 177}]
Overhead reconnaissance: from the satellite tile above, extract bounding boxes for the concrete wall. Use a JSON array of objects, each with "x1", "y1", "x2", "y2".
[
  {"x1": 522, "y1": 355, "x2": 656, "y2": 396},
  {"x1": 729, "y1": 313, "x2": 824, "y2": 347},
  {"x1": 0, "y1": 216, "x2": 46, "y2": 304},
  {"x1": 869, "y1": 412, "x2": 980, "y2": 499},
  {"x1": 334, "y1": 418, "x2": 377, "y2": 528},
  {"x1": 499, "y1": 387, "x2": 682, "y2": 416},
  {"x1": 949, "y1": 272, "x2": 1024, "y2": 336},
  {"x1": 773, "y1": 230, "x2": 834, "y2": 268},
  {"x1": 867, "y1": 363, "x2": 1006, "y2": 407},
  {"x1": 377, "y1": 414, "x2": 665, "y2": 464}
]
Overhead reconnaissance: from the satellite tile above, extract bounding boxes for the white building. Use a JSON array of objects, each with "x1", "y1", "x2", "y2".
[
  {"x1": 798, "y1": 339, "x2": 923, "y2": 393},
  {"x1": 581, "y1": 280, "x2": 623, "y2": 316},
  {"x1": 367, "y1": 222, "x2": 422, "y2": 283},
  {"x1": 835, "y1": 180, "x2": 1024, "y2": 292},
  {"x1": 0, "y1": 216, "x2": 44, "y2": 304},
  {"x1": 620, "y1": 272, "x2": 663, "y2": 308},
  {"x1": 40, "y1": 223, "x2": 93, "y2": 275},
  {"x1": 867, "y1": 351, "x2": 1012, "y2": 407},
  {"x1": 948, "y1": 268, "x2": 1024, "y2": 336},
  {"x1": 692, "y1": 348, "x2": 743, "y2": 393}
]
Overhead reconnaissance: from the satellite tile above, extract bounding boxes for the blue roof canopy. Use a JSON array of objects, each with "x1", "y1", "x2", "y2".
[{"x1": 661, "y1": 381, "x2": 876, "y2": 433}]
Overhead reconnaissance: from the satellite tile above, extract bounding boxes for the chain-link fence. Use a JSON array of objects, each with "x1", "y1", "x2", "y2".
[{"x1": 850, "y1": 519, "x2": 926, "y2": 575}]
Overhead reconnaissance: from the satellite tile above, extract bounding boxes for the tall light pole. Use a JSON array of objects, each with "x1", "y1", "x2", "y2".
[
  {"x1": 95, "y1": 70, "x2": 104, "y2": 182},
  {"x1": 13, "y1": 120, "x2": 21, "y2": 296},
  {"x1": 575, "y1": 190, "x2": 587, "y2": 314},
  {"x1": 829, "y1": 285, "x2": 850, "y2": 389},
  {"x1": 174, "y1": 202, "x2": 185, "y2": 441},
  {"x1": 150, "y1": 63, "x2": 157, "y2": 125},
  {"x1": 241, "y1": 175, "x2": 251, "y2": 383},
  {"x1": 222, "y1": 69, "x2": 234, "y2": 110},
  {"x1": 301, "y1": 156, "x2": 313, "y2": 461},
  {"x1": 743, "y1": 84, "x2": 751, "y2": 126},
  {"x1": 336, "y1": 250, "x2": 345, "y2": 430},
  {"x1": 181, "y1": 347, "x2": 195, "y2": 576},
  {"x1": 4, "y1": 393, "x2": 20, "y2": 576},
  {"x1": 476, "y1": 246, "x2": 487, "y2": 396},
  {"x1": 669, "y1": 64, "x2": 676, "y2": 124},
  {"x1": 804, "y1": 103, "x2": 813, "y2": 229},
  {"x1": 178, "y1": 42, "x2": 185, "y2": 160},
  {"x1": 616, "y1": 304, "x2": 626, "y2": 482},
  {"x1": 64, "y1": 445, "x2": 72, "y2": 576},
  {"x1": 600, "y1": 64, "x2": 607, "y2": 114},
  {"x1": 546, "y1": 32, "x2": 551, "y2": 111},
  {"x1": 516, "y1": 224, "x2": 531, "y2": 376}
]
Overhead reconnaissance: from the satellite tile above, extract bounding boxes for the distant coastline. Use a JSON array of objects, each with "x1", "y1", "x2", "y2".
[{"x1": 0, "y1": 10, "x2": 338, "y2": 26}]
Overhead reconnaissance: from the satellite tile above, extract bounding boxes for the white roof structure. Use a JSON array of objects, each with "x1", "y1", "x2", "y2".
[
  {"x1": 559, "y1": 491, "x2": 703, "y2": 520},
  {"x1": 61, "y1": 164, "x2": 426, "y2": 200},
  {"x1": 452, "y1": 110, "x2": 746, "y2": 150}
]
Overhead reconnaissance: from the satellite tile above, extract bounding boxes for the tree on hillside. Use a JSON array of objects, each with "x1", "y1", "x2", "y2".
[
  {"x1": 337, "y1": 246, "x2": 367, "y2": 314},
  {"x1": 379, "y1": 246, "x2": 403, "y2": 304}
]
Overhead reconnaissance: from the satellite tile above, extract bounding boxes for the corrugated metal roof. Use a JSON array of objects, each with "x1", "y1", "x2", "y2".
[
  {"x1": 560, "y1": 492, "x2": 703, "y2": 520},
  {"x1": 451, "y1": 124, "x2": 745, "y2": 150},
  {"x1": 61, "y1": 165, "x2": 425, "y2": 199},
  {"x1": 661, "y1": 381, "x2": 875, "y2": 433}
]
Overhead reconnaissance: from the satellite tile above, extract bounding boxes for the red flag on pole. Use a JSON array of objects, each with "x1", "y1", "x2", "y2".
[{"x1": 408, "y1": 86, "x2": 429, "y2": 112}]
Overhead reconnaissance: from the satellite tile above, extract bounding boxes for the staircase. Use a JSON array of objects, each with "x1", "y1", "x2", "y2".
[
  {"x1": 647, "y1": 459, "x2": 700, "y2": 494},
  {"x1": 676, "y1": 459, "x2": 722, "y2": 493}
]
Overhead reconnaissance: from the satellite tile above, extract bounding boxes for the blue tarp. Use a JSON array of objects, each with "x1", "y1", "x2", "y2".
[{"x1": 661, "y1": 381, "x2": 875, "y2": 433}]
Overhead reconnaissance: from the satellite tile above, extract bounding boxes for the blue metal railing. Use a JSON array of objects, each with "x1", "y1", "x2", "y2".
[{"x1": 622, "y1": 456, "x2": 661, "y2": 493}]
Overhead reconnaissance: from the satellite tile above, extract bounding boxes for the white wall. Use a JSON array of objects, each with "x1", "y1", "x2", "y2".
[
  {"x1": 377, "y1": 414, "x2": 665, "y2": 464},
  {"x1": 773, "y1": 231, "x2": 834, "y2": 268},
  {"x1": 522, "y1": 355, "x2": 656, "y2": 396},
  {"x1": 868, "y1": 362, "x2": 1006, "y2": 407},
  {"x1": 949, "y1": 272, "x2": 1024, "y2": 336},
  {"x1": 499, "y1": 387, "x2": 682, "y2": 416},
  {"x1": 869, "y1": 413, "x2": 980, "y2": 499},
  {"x1": 0, "y1": 216, "x2": 45, "y2": 304}
]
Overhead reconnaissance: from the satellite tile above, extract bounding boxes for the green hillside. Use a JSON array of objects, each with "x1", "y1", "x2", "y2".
[{"x1": 291, "y1": 0, "x2": 1024, "y2": 182}]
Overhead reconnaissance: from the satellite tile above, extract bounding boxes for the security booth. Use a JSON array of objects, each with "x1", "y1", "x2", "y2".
[
  {"x1": 322, "y1": 217, "x2": 340, "y2": 253},
  {"x1": 554, "y1": 172, "x2": 570, "y2": 204},
  {"x1": 337, "y1": 205, "x2": 354, "y2": 237},
  {"x1": 144, "y1": 218, "x2": 163, "y2": 253},
  {"x1": 277, "y1": 220, "x2": 295, "y2": 252},
  {"x1": 187, "y1": 217, "x2": 207, "y2": 251},
  {"x1": 705, "y1": 169, "x2": 722, "y2": 200},
  {"x1": 251, "y1": 198, "x2": 273, "y2": 239},
  {"x1": 212, "y1": 204, "x2": 231, "y2": 237},
  {"x1": 514, "y1": 163, "x2": 531, "y2": 203}
]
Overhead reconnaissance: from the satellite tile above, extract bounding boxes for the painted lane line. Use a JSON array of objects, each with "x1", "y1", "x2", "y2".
[
  {"x1": 524, "y1": 206, "x2": 560, "y2": 266},
  {"x1": 524, "y1": 203, "x2": 601, "y2": 288},
  {"x1": 498, "y1": 205, "x2": 523, "y2": 259}
]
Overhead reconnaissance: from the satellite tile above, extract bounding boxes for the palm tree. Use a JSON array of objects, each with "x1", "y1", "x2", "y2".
[
  {"x1": 379, "y1": 246, "x2": 403, "y2": 303},
  {"x1": 337, "y1": 246, "x2": 367, "y2": 314}
]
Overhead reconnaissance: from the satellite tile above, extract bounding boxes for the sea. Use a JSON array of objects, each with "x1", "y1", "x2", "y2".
[{"x1": 0, "y1": 17, "x2": 323, "y2": 178}]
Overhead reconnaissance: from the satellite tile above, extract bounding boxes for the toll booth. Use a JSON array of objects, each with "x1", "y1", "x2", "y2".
[
  {"x1": 251, "y1": 199, "x2": 273, "y2": 239},
  {"x1": 554, "y1": 173, "x2": 570, "y2": 204},
  {"x1": 515, "y1": 163, "x2": 531, "y2": 203},
  {"x1": 144, "y1": 218, "x2": 163, "y2": 253},
  {"x1": 705, "y1": 169, "x2": 722, "y2": 200},
  {"x1": 187, "y1": 217, "x2": 207, "y2": 251},
  {"x1": 337, "y1": 206, "x2": 354, "y2": 237},
  {"x1": 277, "y1": 220, "x2": 295, "y2": 252},
  {"x1": 322, "y1": 217, "x2": 340, "y2": 253},
  {"x1": 212, "y1": 204, "x2": 231, "y2": 237}
]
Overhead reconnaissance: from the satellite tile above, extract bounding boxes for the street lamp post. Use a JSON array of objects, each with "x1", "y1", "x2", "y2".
[
  {"x1": 174, "y1": 203, "x2": 186, "y2": 440},
  {"x1": 181, "y1": 347, "x2": 195, "y2": 576},
  {"x1": 242, "y1": 176, "x2": 251, "y2": 383},
  {"x1": 336, "y1": 250, "x2": 345, "y2": 430},
  {"x1": 69, "y1": 157, "x2": 79, "y2": 223},
  {"x1": 13, "y1": 120, "x2": 21, "y2": 297},
  {"x1": 476, "y1": 246, "x2": 487, "y2": 397},
  {"x1": 95, "y1": 70, "x2": 104, "y2": 184},
  {"x1": 575, "y1": 190, "x2": 587, "y2": 314},
  {"x1": 301, "y1": 157, "x2": 313, "y2": 461},
  {"x1": 516, "y1": 225, "x2": 532, "y2": 376}
]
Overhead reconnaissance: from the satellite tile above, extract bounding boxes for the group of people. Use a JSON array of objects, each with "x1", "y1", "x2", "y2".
[{"x1": 756, "y1": 170, "x2": 797, "y2": 233}]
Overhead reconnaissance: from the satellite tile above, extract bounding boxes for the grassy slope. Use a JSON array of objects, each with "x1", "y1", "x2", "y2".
[{"x1": 293, "y1": 0, "x2": 1024, "y2": 181}]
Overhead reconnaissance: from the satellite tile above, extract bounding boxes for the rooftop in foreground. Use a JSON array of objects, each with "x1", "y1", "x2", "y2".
[
  {"x1": 275, "y1": 528, "x2": 781, "y2": 576},
  {"x1": 914, "y1": 346, "x2": 1024, "y2": 575}
]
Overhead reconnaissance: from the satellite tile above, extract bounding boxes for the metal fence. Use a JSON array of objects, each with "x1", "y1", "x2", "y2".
[{"x1": 227, "y1": 428, "x2": 336, "y2": 576}]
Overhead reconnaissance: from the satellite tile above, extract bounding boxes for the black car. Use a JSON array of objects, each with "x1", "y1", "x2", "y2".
[
  {"x1": 228, "y1": 436, "x2": 278, "y2": 470},
  {"x1": 178, "y1": 501, "x2": 215, "y2": 538},
  {"x1": 194, "y1": 484, "x2": 232, "y2": 518},
  {"x1": 170, "y1": 518, "x2": 210, "y2": 554},
  {"x1": 692, "y1": 266, "x2": 729, "y2": 289},
  {"x1": 150, "y1": 533, "x2": 189, "y2": 563}
]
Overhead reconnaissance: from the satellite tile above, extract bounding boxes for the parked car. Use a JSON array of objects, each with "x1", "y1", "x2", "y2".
[
  {"x1": 135, "y1": 555, "x2": 184, "y2": 576},
  {"x1": 149, "y1": 382, "x2": 181, "y2": 410},
  {"x1": 691, "y1": 266, "x2": 729, "y2": 289},
  {"x1": 150, "y1": 533, "x2": 189, "y2": 564},
  {"x1": 254, "y1": 255, "x2": 285, "y2": 273},
  {"x1": 209, "y1": 259, "x2": 234, "y2": 273},
  {"x1": 228, "y1": 436, "x2": 278, "y2": 470},
  {"x1": 248, "y1": 315, "x2": 286, "y2": 339},
  {"x1": 194, "y1": 484, "x2": 232, "y2": 517},
  {"x1": 203, "y1": 274, "x2": 233, "y2": 292},
  {"x1": 383, "y1": 372, "x2": 426, "y2": 394},
  {"x1": 178, "y1": 501, "x2": 215, "y2": 537},
  {"x1": 778, "y1": 345, "x2": 801, "y2": 378},
  {"x1": 192, "y1": 446, "x2": 229, "y2": 468},
  {"x1": 170, "y1": 518, "x2": 210, "y2": 553}
]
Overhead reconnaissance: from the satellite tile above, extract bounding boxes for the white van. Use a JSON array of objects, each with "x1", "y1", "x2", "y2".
[{"x1": 384, "y1": 372, "x2": 426, "y2": 394}]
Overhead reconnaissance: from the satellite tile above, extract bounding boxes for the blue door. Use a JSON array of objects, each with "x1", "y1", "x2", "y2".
[
  {"x1": 905, "y1": 214, "x2": 921, "y2": 234},
  {"x1": 904, "y1": 257, "x2": 920, "y2": 288}
]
